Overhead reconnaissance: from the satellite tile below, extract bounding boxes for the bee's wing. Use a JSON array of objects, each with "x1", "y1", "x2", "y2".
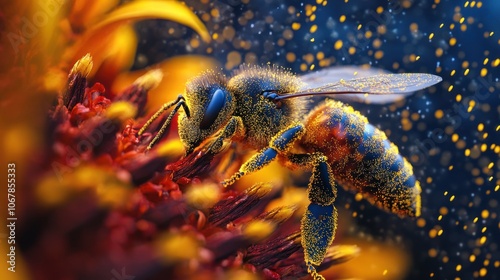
[
  {"x1": 297, "y1": 66, "x2": 442, "y2": 104},
  {"x1": 299, "y1": 66, "x2": 389, "y2": 88}
]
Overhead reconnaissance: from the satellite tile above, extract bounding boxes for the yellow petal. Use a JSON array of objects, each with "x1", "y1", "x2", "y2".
[
  {"x1": 112, "y1": 55, "x2": 218, "y2": 111},
  {"x1": 324, "y1": 238, "x2": 411, "y2": 279},
  {"x1": 185, "y1": 183, "x2": 221, "y2": 210},
  {"x1": 3, "y1": 125, "x2": 39, "y2": 165},
  {"x1": 36, "y1": 175, "x2": 71, "y2": 207},
  {"x1": 69, "y1": 0, "x2": 120, "y2": 30},
  {"x1": 325, "y1": 244, "x2": 360, "y2": 265},
  {"x1": 243, "y1": 220, "x2": 276, "y2": 242},
  {"x1": 234, "y1": 150, "x2": 300, "y2": 193},
  {"x1": 106, "y1": 101, "x2": 138, "y2": 121},
  {"x1": 133, "y1": 69, "x2": 164, "y2": 91},
  {"x1": 67, "y1": 0, "x2": 210, "y2": 69},
  {"x1": 224, "y1": 270, "x2": 260, "y2": 280},
  {"x1": 89, "y1": 0, "x2": 210, "y2": 43},
  {"x1": 33, "y1": 0, "x2": 66, "y2": 63},
  {"x1": 36, "y1": 165, "x2": 132, "y2": 208},
  {"x1": 96, "y1": 182, "x2": 132, "y2": 208},
  {"x1": 68, "y1": 24, "x2": 137, "y2": 82},
  {"x1": 156, "y1": 138, "x2": 185, "y2": 159},
  {"x1": 156, "y1": 232, "x2": 200, "y2": 264},
  {"x1": 266, "y1": 186, "x2": 310, "y2": 217},
  {"x1": 93, "y1": 24, "x2": 138, "y2": 81}
]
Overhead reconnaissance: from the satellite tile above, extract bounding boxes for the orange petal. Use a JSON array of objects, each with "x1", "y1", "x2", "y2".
[
  {"x1": 112, "y1": 55, "x2": 218, "y2": 111},
  {"x1": 324, "y1": 237, "x2": 411, "y2": 280},
  {"x1": 266, "y1": 186, "x2": 309, "y2": 217},
  {"x1": 69, "y1": 0, "x2": 120, "y2": 31},
  {"x1": 92, "y1": 25, "x2": 138, "y2": 86},
  {"x1": 66, "y1": 0, "x2": 210, "y2": 67},
  {"x1": 155, "y1": 232, "x2": 201, "y2": 264},
  {"x1": 63, "y1": 24, "x2": 138, "y2": 89},
  {"x1": 235, "y1": 160, "x2": 290, "y2": 193},
  {"x1": 89, "y1": 0, "x2": 210, "y2": 43}
]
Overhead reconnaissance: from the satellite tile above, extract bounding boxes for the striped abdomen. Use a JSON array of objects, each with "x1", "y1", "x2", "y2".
[{"x1": 300, "y1": 100, "x2": 421, "y2": 217}]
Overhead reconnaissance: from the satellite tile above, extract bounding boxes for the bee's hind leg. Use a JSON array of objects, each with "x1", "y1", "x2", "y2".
[
  {"x1": 287, "y1": 153, "x2": 338, "y2": 280},
  {"x1": 221, "y1": 120, "x2": 337, "y2": 278},
  {"x1": 221, "y1": 123, "x2": 305, "y2": 186}
]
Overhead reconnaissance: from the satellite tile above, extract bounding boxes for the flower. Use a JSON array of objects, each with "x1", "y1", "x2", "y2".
[
  {"x1": 21, "y1": 53, "x2": 365, "y2": 280},
  {"x1": 0, "y1": 0, "x2": 217, "y2": 185},
  {"x1": 1, "y1": 2, "x2": 215, "y2": 279}
]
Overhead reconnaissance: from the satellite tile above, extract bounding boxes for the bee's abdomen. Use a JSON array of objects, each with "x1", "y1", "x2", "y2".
[{"x1": 301, "y1": 100, "x2": 421, "y2": 217}]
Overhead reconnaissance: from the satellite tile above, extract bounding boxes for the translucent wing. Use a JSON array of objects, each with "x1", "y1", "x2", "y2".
[
  {"x1": 299, "y1": 66, "x2": 389, "y2": 88},
  {"x1": 294, "y1": 66, "x2": 442, "y2": 104}
]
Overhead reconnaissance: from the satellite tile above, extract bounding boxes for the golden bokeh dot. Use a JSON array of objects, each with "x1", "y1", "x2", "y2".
[
  {"x1": 410, "y1": 22, "x2": 419, "y2": 32},
  {"x1": 434, "y1": 109, "x2": 444, "y2": 119},
  {"x1": 303, "y1": 53, "x2": 314, "y2": 64},
  {"x1": 429, "y1": 248, "x2": 438, "y2": 257},
  {"x1": 436, "y1": 48, "x2": 444, "y2": 57},
  {"x1": 225, "y1": 51, "x2": 242, "y2": 70},
  {"x1": 417, "y1": 218, "x2": 426, "y2": 227},
  {"x1": 334, "y1": 40, "x2": 343, "y2": 50},
  {"x1": 283, "y1": 28, "x2": 294, "y2": 40},
  {"x1": 374, "y1": 50, "x2": 384, "y2": 59},
  {"x1": 244, "y1": 52, "x2": 257, "y2": 64},
  {"x1": 286, "y1": 52, "x2": 296, "y2": 63},
  {"x1": 222, "y1": 26, "x2": 235, "y2": 41},
  {"x1": 190, "y1": 38, "x2": 200, "y2": 48}
]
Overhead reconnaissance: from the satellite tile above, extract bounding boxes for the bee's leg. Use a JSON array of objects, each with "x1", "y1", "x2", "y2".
[
  {"x1": 222, "y1": 123, "x2": 305, "y2": 186},
  {"x1": 287, "y1": 153, "x2": 338, "y2": 280},
  {"x1": 204, "y1": 116, "x2": 245, "y2": 155}
]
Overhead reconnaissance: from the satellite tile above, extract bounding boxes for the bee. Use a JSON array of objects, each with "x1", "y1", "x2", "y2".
[{"x1": 138, "y1": 65, "x2": 441, "y2": 279}]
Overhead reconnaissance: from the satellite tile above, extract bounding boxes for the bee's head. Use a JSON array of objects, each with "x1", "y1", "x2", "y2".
[{"x1": 178, "y1": 70, "x2": 235, "y2": 154}]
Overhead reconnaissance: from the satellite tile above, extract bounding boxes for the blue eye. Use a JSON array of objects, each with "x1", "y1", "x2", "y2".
[{"x1": 200, "y1": 89, "x2": 227, "y2": 129}]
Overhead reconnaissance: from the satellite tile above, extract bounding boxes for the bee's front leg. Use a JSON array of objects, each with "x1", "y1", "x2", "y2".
[
  {"x1": 204, "y1": 116, "x2": 245, "y2": 155},
  {"x1": 221, "y1": 123, "x2": 305, "y2": 186},
  {"x1": 287, "y1": 153, "x2": 337, "y2": 280}
]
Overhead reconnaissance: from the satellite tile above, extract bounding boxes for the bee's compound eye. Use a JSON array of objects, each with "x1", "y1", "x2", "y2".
[{"x1": 200, "y1": 88, "x2": 228, "y2": 129}]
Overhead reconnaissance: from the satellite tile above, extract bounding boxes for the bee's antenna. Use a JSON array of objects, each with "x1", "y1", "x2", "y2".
[{"x1": 138, "y1": 94, "x2": 189, "y2": 150}]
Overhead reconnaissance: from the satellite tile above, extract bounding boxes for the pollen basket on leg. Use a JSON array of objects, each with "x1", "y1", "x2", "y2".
[{"x1": 301, "y1": 204, "x2": 338, "y2": 266}]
